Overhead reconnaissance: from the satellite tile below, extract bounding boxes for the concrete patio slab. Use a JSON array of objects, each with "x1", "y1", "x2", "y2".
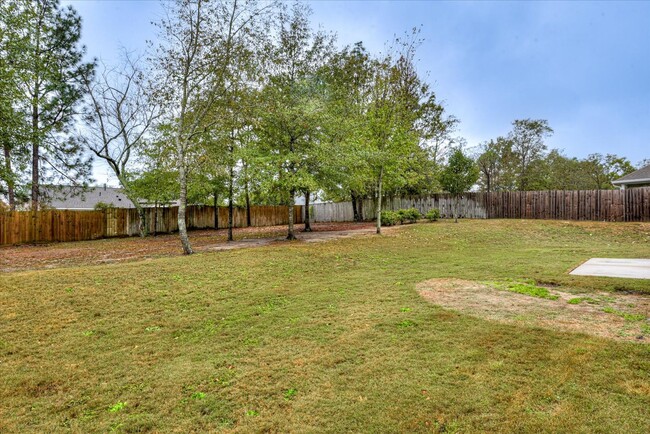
[{"x1": 570, "y1": 258, "x2": 650, "y2": 280}]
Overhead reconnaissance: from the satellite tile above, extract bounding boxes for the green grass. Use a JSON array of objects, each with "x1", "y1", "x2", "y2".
[
  {"x1": 602, "y1": 306, "x2": 647, "y2": 322},
  {"x1": 1, "y1": 219, "x2": 650, "y2": 433},
  {"x1": 567, "y1": 296, "x2": 598, "y2": 305},
  {"x1": 486, "y1": 279, "x2": 560, "y2": 300}
]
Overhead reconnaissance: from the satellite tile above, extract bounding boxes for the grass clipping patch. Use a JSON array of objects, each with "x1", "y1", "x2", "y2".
[{"x1": 417, "y1": 278, "x2": 650, "y2": 343}]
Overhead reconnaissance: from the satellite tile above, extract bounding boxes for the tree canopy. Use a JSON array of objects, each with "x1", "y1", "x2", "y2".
[{"x1": 0, "y1": 0, "x2": 643, "y2": 252}]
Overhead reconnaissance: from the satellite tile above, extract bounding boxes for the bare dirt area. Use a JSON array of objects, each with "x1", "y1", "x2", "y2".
[
  {"x1": 0, "y1": 222, "x2": 378, "y2": 273},
  {"x1": 417, "y1": 278, "x2": 650, "y2": 343}
]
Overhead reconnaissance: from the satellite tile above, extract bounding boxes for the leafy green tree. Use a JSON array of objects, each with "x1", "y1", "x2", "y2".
[
  {"x1": 476, "y1": 145, "x2": 499, "y2": 193},
  {"x1": 255, "y1": 2, "x2": 334, "y2": 239},
  {"x1": 541, "y1": 150, "x2": 589, "y2": 190},
  {"x1": 476, "y1": 137, "x2": 515, "y2": 192},
  {"x1": 205, "y1": 52, "x2": 261, "y2": 240},
  {"x1": 319, "y1": 42, "x2": 375, "y2": 221},
  {"x1": 508, "y1": 119, "x2": 553, "y2": 190},
  {"x1": 582, "y1": 153, "x2": 636, "y2": 189},
  {"x1": 9, "y1": 0, "x2": 94, "y2": 210},
  {"x1": 439, "y1": 147, "x2": 479, "y2": 223},
  {"x1": 150, "y1": 0, "x2": 273, "y2": 254},
  {"x1": 362, "y1": 30, "x2": 451, "y2": 234},
  {"x1": 130, "y1": 131, "x2": 179, "y2": 208}
]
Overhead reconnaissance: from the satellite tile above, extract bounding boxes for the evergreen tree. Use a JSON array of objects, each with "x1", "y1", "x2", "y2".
[{"x1": 10, "y1": 0, "x2": 95, "y2": 209}]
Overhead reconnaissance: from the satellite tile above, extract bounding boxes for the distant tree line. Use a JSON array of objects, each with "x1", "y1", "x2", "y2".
[
  {"x1": 0, "y1": 0, "x2": 644, "y2": 252},
  {"x1": 475, "y1": 119, "x2": 638, "y2": 192}
]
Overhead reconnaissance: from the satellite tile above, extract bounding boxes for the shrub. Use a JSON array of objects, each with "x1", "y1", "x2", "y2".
[
  {"x1": 425, "y1": 208, "x2": 441, "y2": 222},
  {"x1": 397, "y1": 208, "x2": 421, "y2": 224},
  {"x1": 380, "y1": 210, "x2": 400, "y2": 226},
  {"x1": 94, "y1": 201, "x2": 116, "y2": 210}
]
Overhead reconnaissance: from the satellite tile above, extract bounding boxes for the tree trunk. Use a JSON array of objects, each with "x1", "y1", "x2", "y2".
[
  {"x1": 455, "y1": 194, "x2": 459, "y2": 223},
  {"x1": 244, "y1": 164, "x2": 251, "y2": 227},
  {"x1": 154, "y1": 200, "x2": 158, "y2": 236},
  {"x1": 245, "y1": 188, "x2": 251, "y2": 227},
  {"x1": 3, "y1": 143, "x2": 15, "y2": 210},
  {"x1": 287, "y1": 190, "x2": 296, "y2": 240},
  {"x1": 117, "y1": 174, "x2": 147, "y2": 237},
  {"x1": 137, "y1": 207, "x2": 147, "y2": 237},
  {"x1": 303, "y1": 190, "x2": 312, "y2": 232},
  {"x1": 31, "y1": 94, "x2": 40, "y2": 211},
  {"x1": 177, "y1": 156, "x2": 193, "y2": 255},
  {"x1": 351, "y1": 191, "x2": 359, "y2": 222},
  {"x1": 359, "y1": 197, "x2": 364, "y2": 221},
  {"x1": 30, "y1": 8, "x2": 42, "y2": 212},
  {"x1": 213, "y1": 191, "x2": 218, "y2": 229},
  {"x1": 228, "y1": 165, "x2": 234, "y2": 241},
  {"x1": 376, "y1": 167, "x2": 383, "y2": 234}
]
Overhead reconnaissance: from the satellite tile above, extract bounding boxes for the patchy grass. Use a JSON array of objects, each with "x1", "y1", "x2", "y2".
[
  {"x1": 602, "y1": 306, "x2": 647, "y2": 322},
  {"x1": 486, "y1": 279, "x2": 560, "y2": 300},
  {"x1": 0, "y1": 219, "x2": 649, "y2": 433},
  {"x1": 0, "y1": 222, "x2": 376, "y2": 272},
  {"x1": 417, "y1": 278, "x2": 649, "y2": 342},
  {"x1": 567, "y1": 296, "x2": 598, "y2": 305}
]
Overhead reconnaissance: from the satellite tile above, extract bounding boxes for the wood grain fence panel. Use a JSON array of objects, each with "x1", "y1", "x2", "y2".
[
  {"x1": 310, "y1": 188, "x2": 649, "y2": 224},
  {"x1": 0, "y1": 204, "x2": 304, "y2": 245},
  {"x1": 2, "y1": 189, "x2": 648, "y2": 245}
]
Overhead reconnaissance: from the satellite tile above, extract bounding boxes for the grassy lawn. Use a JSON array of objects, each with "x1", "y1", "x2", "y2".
[{"x1": 1, "y1": 219, "x2": 649, "y2": 433}]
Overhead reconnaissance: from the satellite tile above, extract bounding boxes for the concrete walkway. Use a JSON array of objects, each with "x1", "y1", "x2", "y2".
[{"x1": 570, "y1": 258, "x2": 650, "y2": 279}]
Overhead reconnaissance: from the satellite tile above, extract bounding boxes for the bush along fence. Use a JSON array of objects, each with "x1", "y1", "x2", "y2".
[
  {"x1": 313, "y1": 194, "x2": 485, "y2": 222},
  {"x1": 0, "y1": 205, "x2": 303, "y2": 245},
  {"x1": 312, "y1": 188, "x2": 650, "y2": 223}
]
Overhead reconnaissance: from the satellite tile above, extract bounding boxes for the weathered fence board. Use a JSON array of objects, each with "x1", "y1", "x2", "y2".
[
  {"x1": 3, "y1": 188, "x2": 648, "y2": 245},
  {"x1": 313, "y1": 188, "x2": 650, "y2": 223},
  {"x1": 0, "y1": 205, "x2": 303, "y2": 245},
  {"x1": 313, "y1": 193, "x2": 489, "y2": 222}
]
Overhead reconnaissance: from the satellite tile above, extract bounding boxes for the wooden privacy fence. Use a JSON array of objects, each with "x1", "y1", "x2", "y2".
[
  {"x1": 312, "y1": 188, "x2": 650, "y2": 223},
  {"x1": 0, "y1": 205, "x2": 303, "y2": 245},
  {"x1": 313, "y1": 194, "x2": 487, "y2": 222}
]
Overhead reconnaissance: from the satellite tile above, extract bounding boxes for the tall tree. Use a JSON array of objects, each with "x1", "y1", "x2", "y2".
[
  {"x1": 11, "y1": 0, "x2": 94, "y2": 210},
  {"x1": 150, "y1": 0, "x2": 273, "y2": 254},
  {"x1": 79, "y1": 53, "x2": 158, "y2": 236},
  {"x1": 361, "y1": 30, "x2": 450, "y2": 234},
  {"x1": 475, "y1": 136, "x2": 516, "y2": 192},
  {"x1": 205, "y1": 43, "x2": 260, "y2": 241},
  {"x1": 320, "y1": 42, "x2": 375, "y2": 221},
  {"x1": 582, "y1": 153, "x2": 636, "y2": 189},
  {"x1": 542, "y1": 150, "x2": 588, "y2": 190},
  {"x1": 255, "y1": 2, "x2": 334, "y2": 240},
  {"x1": 0, "y1": 1, "x2": 30, "y2": 209},
  {"x1": 476, "y1": 143, "x2": 499, "y2": 193},
  {"x1": 439, "y1": 147, "x2": 479, "y2": 223},
  {"x1": 508, "y1": 119, "x2": 553, "y2": 190}
]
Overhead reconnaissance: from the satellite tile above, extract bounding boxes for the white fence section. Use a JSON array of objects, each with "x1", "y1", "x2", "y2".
[
  {"x1": 310, "y1": 201, "x2": 355, "y2": 222},
  {"x1": 312, "y1": 195, "x2": 488, "y2": 222}
]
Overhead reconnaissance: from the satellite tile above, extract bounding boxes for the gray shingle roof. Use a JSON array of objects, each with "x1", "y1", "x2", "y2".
[
  {"x1": 613, "y1": 164, "x2": 650, "y2": 185},
  {"x1": 42, "y1": 185, "x2": 136, "y2": 210}
]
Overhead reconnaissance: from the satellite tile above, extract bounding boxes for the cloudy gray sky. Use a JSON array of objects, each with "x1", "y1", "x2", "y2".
[{"x1": 63, "y1": 0, "x2": 650, "y2": 185}]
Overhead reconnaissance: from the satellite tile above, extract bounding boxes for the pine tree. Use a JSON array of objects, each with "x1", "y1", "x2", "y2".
[{"x1": 10, "y1": 0, "x2": 95, "y2": 209}]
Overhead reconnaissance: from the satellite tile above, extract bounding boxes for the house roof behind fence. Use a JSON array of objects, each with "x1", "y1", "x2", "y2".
[
  {"x1": 613, "y1": 164, "x2": 650, "y2": 185},
  {"x1": 42, "y1": 185, "x2": 136, "y2": 210}
]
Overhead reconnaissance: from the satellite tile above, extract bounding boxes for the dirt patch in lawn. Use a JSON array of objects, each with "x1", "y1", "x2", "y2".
[
  {"x1": 417, "y1": 278, "x2": 650, "y2": 343},
  {"x1": 0, "y1": 222, "x2": 380, "y2": 273}
]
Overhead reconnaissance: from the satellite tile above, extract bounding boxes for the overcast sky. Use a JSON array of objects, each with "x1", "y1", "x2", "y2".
[{"x1": 62, "y1": 0, "x2": 650, "y2": 185}]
